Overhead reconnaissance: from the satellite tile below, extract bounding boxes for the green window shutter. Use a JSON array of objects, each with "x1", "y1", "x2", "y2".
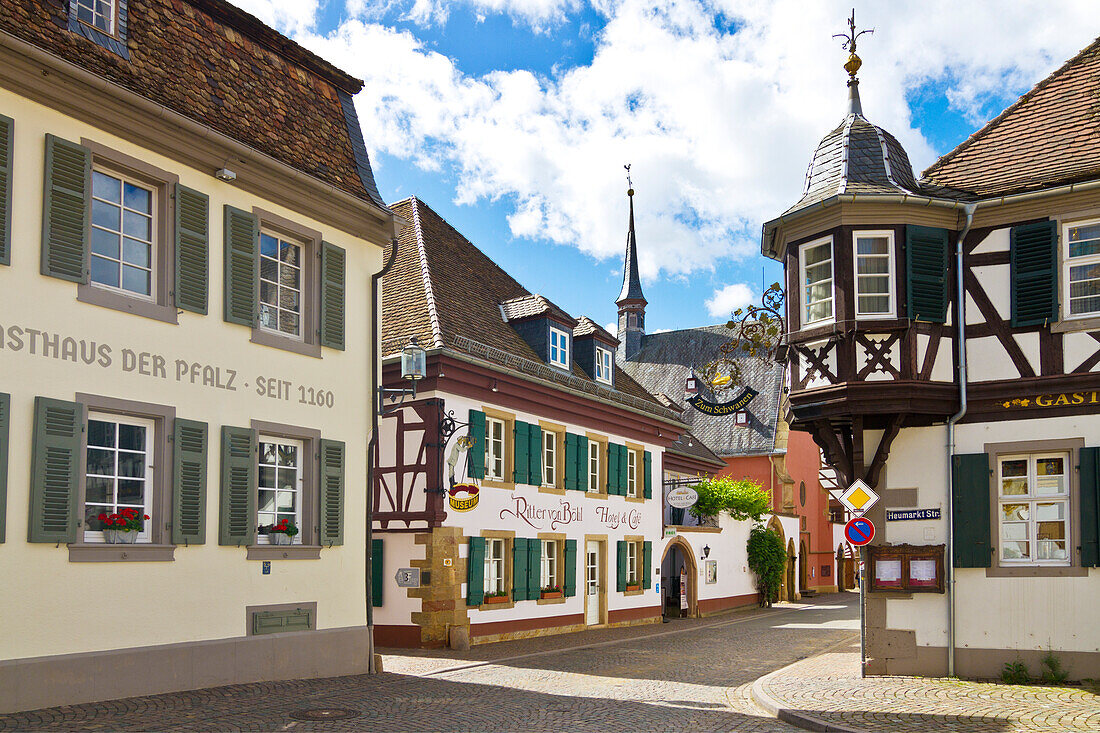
[
  {"x1": 0, "y1": 115, "x2": 12, "y2": 266},
  {"x1": 0, "y1": 393, "x2": 9, "y2": 543},
  {"x1": 467, "y1": 410, "x2": 485, "y2": 480},
  {"x1": 1079, "y1": 447, "x2": 1099, "y2": 568},
  {"x1": 372, "y1": 538, "x2": 384, "y2": 607},
  {"x1": 562, "y1": 539, "x2": 578, "y2": 596},
  {"x1": 513, "y1": 421, "x2": 530, "y2": 484},
  {"x1": 951, "y1": 453, "x2": 991, "y2": 568},
  {"x1": 320, "y1": 241, "x2": 346, "y2": 350},
  {"x1": 219, "y1": 425, "x2": 256, "y2": 546},
  {"x1": 526, "y1": 536, "x2": 540, "y2": 598},
  {"x1": 906, "y1": 225, "x2": 950, "y2": 323},
  {"x1": 28, "y1": 396, "x2": 82, "y2": 543},
  {"x1": 512, "y1": 537, "x2": 529, "y2": 601},
  {"x1": 223, "y1": 205, "x2": 258, "y2": 327},
  {"x1": 320, "y1": 439, "x2": 345, "y2": 546},
  {"x1": 1011, "y1": 220, "x2": 1059, "y2": 327},
  {"x1": 576, "y1": 435, "x2": 588, "y2": 492},
  {"x1": 607, "y1": 444, "x2": 620, "y2": 495},
  {"x1": 41, "y1": 135, "x2": 90, "y2": 283},
  {"x1": 616, "y1": 540, "x2": 628, "y2": 592},
  {"x1": 564, "y1": 433, "x2": 578, "y2": 490},
  {"x1": 642, "y1": 541, "x2": 653, "y2": 589},
  {"x1": 643, "y1": 451, "x2": 653, "y2": 499},
  {"x1": 467, "y1": 536, "x2": 486, "y2": 606},
  {"x1": 172, "y1": 418, "x2": 208, "y2": 545},
  {"x1": 528, "y1": 424, "x2": 542, "y2": 487},
  {"x1": 174, "y1": 184, "x2": 209, "y2": 314},
  {"x1": 618, "y1": 444, "x2": 629, "y2": 495}
]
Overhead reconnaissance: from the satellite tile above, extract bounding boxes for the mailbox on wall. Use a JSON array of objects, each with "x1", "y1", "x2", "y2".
[{"x1": 867, "y1": 544, "x2": 945, "y2": 593}]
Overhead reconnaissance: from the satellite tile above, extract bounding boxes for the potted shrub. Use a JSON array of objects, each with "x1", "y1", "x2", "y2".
[
  {"x1": 540, "y1": 585, "x2": 563, "y2": 599},
  {"x1": 484, "y1": 590, "x2": 509, "y2": 604},
  {"x1": 267, "y1": 519, "x2": 298, "y2": 545},
  {"x1": 99, "y1": 508, "x2": 147, "y2": 544}
]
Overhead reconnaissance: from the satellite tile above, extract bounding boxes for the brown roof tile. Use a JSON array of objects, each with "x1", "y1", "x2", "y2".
[{"x1": 573, "y1": 316, "x2": 619, "y2": 345}]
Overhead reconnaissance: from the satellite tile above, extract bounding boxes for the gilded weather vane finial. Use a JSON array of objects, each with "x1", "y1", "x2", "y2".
[
  {"x1": 624, "y1": 163, "x2": 633, "y2": 195},
  {"x1": 832, "y1": 8, "x2": 873, "y2": 80}
]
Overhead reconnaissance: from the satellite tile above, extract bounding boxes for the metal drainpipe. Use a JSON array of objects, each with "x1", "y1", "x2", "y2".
[
  {"x1": 366, "y1": 238, "x2": 399, "y2": 674},
  {"x1": 946, "y1": 203, "x2": 976, "y2": 677}
]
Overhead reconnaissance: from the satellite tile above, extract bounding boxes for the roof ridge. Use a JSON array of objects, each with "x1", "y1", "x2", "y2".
[
  {"x1": 922, "y1": 35, "x2": 1100, "y2": 180},
  {"x1": 409, "y1": 199, "x2": 445, "y2": 349}
]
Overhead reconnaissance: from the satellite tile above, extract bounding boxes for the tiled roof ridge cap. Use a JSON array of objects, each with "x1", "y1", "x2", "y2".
[
  {"x1": 409, "y1": 199, "x2": 445, "y2": 349},
  {"x1": 835, "y1": 115, "x2": 856, "y2": 196},
  {"x1": 871, "y1": 124, "x2": 914, "y2": 194},
  {"x1": 922, "y1": 35, "x2": 1100, "y2": 180},
  {"x1": 187, "y1": 0, "x2": 364, "y2": 93}
]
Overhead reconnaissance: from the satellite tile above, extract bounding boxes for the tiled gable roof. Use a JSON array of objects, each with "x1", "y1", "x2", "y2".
[
  {"x1": 500, "y1": 294, "x2": 578, "y2": 326},
  {"x1": 922, "y1": 36, "x2": 1100, "y2": 197},
  {"x1": 1, "y1": 0, "x2": 385, "y2": 208},
  {"x1": 574, "y1": 316, "x2": 619, "y2": 344}
]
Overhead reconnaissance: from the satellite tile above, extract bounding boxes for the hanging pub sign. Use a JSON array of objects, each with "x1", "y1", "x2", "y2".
[
  {"x1": 687, "y1": 387, "x2": 759, "y2": 416},
  {"x1": 667, "y1": 486, "x2": 699, "y2": 509}
]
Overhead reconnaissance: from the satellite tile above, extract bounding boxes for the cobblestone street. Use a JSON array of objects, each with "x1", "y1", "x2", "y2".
[{"x1": 1, "y1": 597, "x2": 858, "y2": 732}]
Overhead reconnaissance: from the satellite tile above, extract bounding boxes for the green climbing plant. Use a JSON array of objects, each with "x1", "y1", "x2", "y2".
[
  {"x1": 747, "y1": 524, "x2": 787, "y2": 607},
  {"x1": 688, "y1": 477, "x2": 771, "y2": 521}
]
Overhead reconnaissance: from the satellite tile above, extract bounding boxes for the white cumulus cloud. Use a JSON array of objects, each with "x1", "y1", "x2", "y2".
[{"x1": 705, "y1": 283, "x2": 755, "y2": 319}]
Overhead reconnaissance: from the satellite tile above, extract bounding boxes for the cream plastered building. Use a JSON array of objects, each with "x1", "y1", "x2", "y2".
[{"x1": 0, "y1": 0, "x2": 398, "y2": 712}]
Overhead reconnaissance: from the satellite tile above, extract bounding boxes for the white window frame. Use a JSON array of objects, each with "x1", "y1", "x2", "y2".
[
  {"x1": 256, "y1": 436, "x2": 305, "y2": 545},
  {"x1": 258, "y1": 229, "x2": 306, "y2": 341},
  {"x1": 541, "y1": 539, "x2": 558, "y2": 588},
  {"x1": 484, "y1": 538, "x2": 506, "y2": 595},
  {"x1": 74, "y1": 0, "x2": 117, "y2": 36},
  {"x1": 588, "y1": 440, "x2": 601, "y2": 493},
  {"x1": 853, "y1": 230, "x2": 896, "y2": 319},
  {"x1": 594, "y1": 346, "x2": 613, "y2": 384},
  {"x1": 549, "y1": 326, "x2": 570, "y2": 368},
  {"x1": 84, "y1": 412, "x2": 155, "y2": 544},
  {"x1": 799, "y1": 236, "x2": 835, "y2": 326},
  {"x1": 627, "y1": 448, "x2": 639, "y2": 498},
  {"x1": 485, "y1": 417, "x2": 505, "y2": 481},
  {"x1": 90, "y1": 168, "x2": 157, "y2": 302},
  {"x1": 542, "y1": 430, "x2": 557, "y2": 488},
  {"x1": 997, "y1": 453, "x2": 1071, "y2": 567},
  {"x1": 626, "y1": 541, "x2": 638, "y2": 585},
  {"x1": 1062, "y1": 218, "x2": 1100, "y2": 320}
]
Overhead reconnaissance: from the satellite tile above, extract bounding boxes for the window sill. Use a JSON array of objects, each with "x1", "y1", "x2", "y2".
[
  {"x1": 538, "y1": 485, "x2": 566, "y2": 496},
  {"x1": 69, "y1": 544, "x2": 175, "y2": 562},
  {"x1": 481, "y1": 479, "x2": 516, "y2": 491},
  {"x1": 984, "y1": 563, "x2": 1088, "y2": 578},
  {"x1": 623, "y1": 587, "x2": 645, "y2": 596},
  {"x1": 624, "y1": 496, "x2": 645, "y2": 504},
  {"x1": 77, "y1": 285, "x2": 179, "y2": 325},
  {"x1": 246, "y1": 545, "x2": 323, "y2": 560},
  {"x1": 478, "y1": 599, "x2": 515, "y2": 611},
  {"x1": 1050, "y1": 316, "x2": 1100, "y2": 334},
  {"x1": 585, "y1": 491, "x2": 609, "y2": 500},
  {"x1": 537, "y1": 595, "x2": 567, "y2": 605},
  {"x1": 250, "y1": 329, "x2": 322, "y2": 358}
]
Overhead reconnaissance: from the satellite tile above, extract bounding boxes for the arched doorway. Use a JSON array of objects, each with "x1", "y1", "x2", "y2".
[
  {"x1": 786, "y1": 538, "x2": 797, "y2": 600},
  {"x1": 660, "y1": 537, "x2": 698, "y2": 618},
  {"x1": 766, "y1": 516, "x2": 787, "y2": 602},
  {"x1": 799, "y1": 540, "x2": 809, "y2": 593}
]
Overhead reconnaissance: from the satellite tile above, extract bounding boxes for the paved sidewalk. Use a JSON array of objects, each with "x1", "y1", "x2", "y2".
[{"x1": 751, "y1": 639, "x2": 1100, "y2": 732}]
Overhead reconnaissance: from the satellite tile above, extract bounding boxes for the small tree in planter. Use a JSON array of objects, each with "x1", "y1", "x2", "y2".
[
  {"x1": 688, "y1": 477, "x2": 770, "y2": 522},
  {"x1": 747, "y1": 524, "x2": 787, "y2": 607}
]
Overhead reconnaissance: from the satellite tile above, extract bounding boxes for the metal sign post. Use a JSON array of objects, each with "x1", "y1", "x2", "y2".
[{"x1": 859, "y1": 546, "x2": 866, "y2": 678}]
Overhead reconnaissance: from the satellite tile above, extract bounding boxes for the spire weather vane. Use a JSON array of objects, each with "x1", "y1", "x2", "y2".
[
  {"x1": 833, "y1": 9, "x2": 873, "y2": 79},
  {"x1": 624, "y1": 163, "x2": 633, "y2": 193}
]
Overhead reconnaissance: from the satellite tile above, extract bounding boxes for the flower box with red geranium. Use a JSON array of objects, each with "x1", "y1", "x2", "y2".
[
  {"x1": 540, "y1": 585, "x2": 563, "y2": 599},
  {"x1": 98, "y1": 508, "x2": 148, "y2": 544},
  {"x1": 265, "y1": 519, "x2": 299, "y2": 545}
]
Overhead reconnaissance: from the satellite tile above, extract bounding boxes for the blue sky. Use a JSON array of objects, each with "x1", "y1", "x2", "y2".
[{"x1": 235, "y1": 0, "x2": 1098, "y2": 334}]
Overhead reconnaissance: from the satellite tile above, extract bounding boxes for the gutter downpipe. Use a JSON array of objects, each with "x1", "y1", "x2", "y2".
[
  {"x1": 946, "y1": 203, "x2": 976, "y2": 678},
  {"x1": 366, "y1": 238, "x2": 399, "y2": 674}
]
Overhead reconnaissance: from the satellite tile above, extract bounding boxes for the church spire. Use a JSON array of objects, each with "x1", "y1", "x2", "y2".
[
  {"x1": 616, "y1": 165, "x2": 647, "y2": 362},
  {"x1": 617, "y1": 183, "x2": 646, "y2": 305}
]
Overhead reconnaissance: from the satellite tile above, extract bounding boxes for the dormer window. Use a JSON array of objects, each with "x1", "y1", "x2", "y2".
[
  {"x1": 549, "y1": 326, "x2": 570, "y2": 368},
  {"x1": 595, "y1": 346, "x2": 612, "y2": 384},
  {"x1": 800, "y1": 236, "x2": 834, "y2": 325},
  {"x1": 854, "y1": 231, "x2": 895, "y2": 318}
]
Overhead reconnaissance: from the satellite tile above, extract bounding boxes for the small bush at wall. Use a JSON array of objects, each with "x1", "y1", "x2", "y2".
[
  {"x1": 1040, "y1": 652, "x2": 1068, "y2": 684},
  {"x1": 1001, "y1": 659, "x2": 1030, "y2": 685},
  {"x1": 747, "y1": 525, "x2": 786, "y2": 607},
  {"x1": 689, "y1": 477, "x2": 770, "y2": 522}
]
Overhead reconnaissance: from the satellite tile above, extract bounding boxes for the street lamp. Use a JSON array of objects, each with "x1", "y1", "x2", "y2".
[
  {"x1": 702, "y1": 545, "x2": 711, "y2": 559},
  {"x1": 380, "y1": 338, "x2": 427, "y2": 415}
]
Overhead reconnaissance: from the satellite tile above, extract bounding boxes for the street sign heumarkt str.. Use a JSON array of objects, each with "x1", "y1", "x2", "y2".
[
  {"x1": 838, "y1": 479, "x2": 879, "y2": 516},
  {"x1": 395, "y1": 568, "x2": 421, "y2": 588}
]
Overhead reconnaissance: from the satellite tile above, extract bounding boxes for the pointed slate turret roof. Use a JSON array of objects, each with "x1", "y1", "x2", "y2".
[{"x1": 616, "y1": 189, "x2": 647, "y2": 305}]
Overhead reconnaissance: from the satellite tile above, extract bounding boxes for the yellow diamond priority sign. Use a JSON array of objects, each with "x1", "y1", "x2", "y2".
[{"x1": 839, "y1": 479, "x2": 879, "y2": 516}]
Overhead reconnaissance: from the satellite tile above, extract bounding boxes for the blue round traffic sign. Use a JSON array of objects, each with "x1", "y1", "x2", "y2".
[{"x1": 844, "y1": 517, "x2": 875, "y2": 546}]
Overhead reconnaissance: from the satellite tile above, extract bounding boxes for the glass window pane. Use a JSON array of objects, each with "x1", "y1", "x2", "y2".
[
  {"x1": 1001, "y1": 503, "x2": 1029, "y2": 521},
  {"x1": 1034, "y1": 502, "x2": 1065, "y2": 521},
  {"x1": 88, "y1": 420, "x2": 115, "y2": 448},
  {"x1": 280, "y1": 241, "x2": 301, "y2": 265},
  {"x1": 260, "y1": 442, "x2": 277, "y2": 465},
  {"x1": 259, "y1": 304, "x2": 277, "y2": 329},
  {"x1": 807, "y1": 282, "x2": 832, "y2": 301},
  {"x1": 1002, "y1": 541, "x2": 1029, "y2": 559},
  {"x1": 260, "y1": 281, "x2": 277, "y2": 306},
  {"x1": 1070, "y1": 295, "x2": 1100, "y2": 315},
  {"x1": 123, "y1": 183, "x2": 151, "y2": 213},
  {"x1": 1037, "y1": 520, "x2": 1065, "y2": 540},
  {"x1": 859, "y1": 277, "x2": 890, "y2": 294},
  {"x1": 280, "y1": 288, "x2": 300, "y2": 312},
  {"x1": 258, "y1": 512, "x2": 275, "y2": 529},
  {"x1": 85, "y1": 504, "x2": 110, "y2": 530},
  {"x1": 278, "y1": 445, "x2": 297, "y2": 467},
  {"x1": 259, "y1": 466, "x2": 276, "y2": 489},
  {"x1": 92, "y1": 227, "x2": 120, "y2": 258},
  {"x1": 1001, "y1": 477, "x2": 1028, "y2": 496},
  {"x1": 86, "y1": 448, "x2": 114, "y2": 476},
  {"x1": 122, "y1": 265, "x2": 151, "y2": 295},
  {"x1": 117, "y1": 480, "x2": 144, "y2": 505},
  {"x1": 117, "y1": 452, "x2": 145, "y2": 478},
  {"x1": 1001, "y1": 459, "x2": 1027, "y2": 477},
  {"x1": 122, "y1": 237, "x2": 151, "y2": 268},
  {"x1": 117, "y1": 423, "x2": 145, "y2": 451},
  {"x1": 858, "y1": 296, "x2": 890, "y2": 313},
  {"x1": 92, "y1": 171, "x2": 121, "y2": 203},
  {"x1": 260, "y1": 234, "x2": 279, "y2": 257},
  {"x1": 857, "y1": 257, "x2": 889, "y2": 274},
  {"x1": 277, "y1": 468, "x2": 297, "y2": 490},
  {"x1": 260, "y1": 257, "x2": 278, "y2": 282},
  {"x1": 276, "y1": 491, "x2": 296, "y2": 512},
  {"x1": 804, "y1": 243, "x2": 830, "y2": 266},
  {"x1": 1001, "y1": 522, "x2": 1027, "y2": 541},
  {"x1": 856, "y1": 237, "x2": 889, "y2": 255},
  {"x1": 1038, "y1": 541, "x2": 1068, "y2": 560},
  {"x1": 279, "y1": 311, "x2": 299, "y2": 335},
  {"x1": 280, "y1": 265, "x2": 300, "y2": 289},
  {"x1": 85, "y1": 476, "x2": 112, "y2": 504},
  {"x1": 92, "y1": 199, "x2": 119, "y2": 231}
]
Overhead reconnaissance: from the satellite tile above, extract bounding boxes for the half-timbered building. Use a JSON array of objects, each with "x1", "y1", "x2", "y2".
[{"x1": 763, "y1": 35, "x2": 1100, "y2": 679}]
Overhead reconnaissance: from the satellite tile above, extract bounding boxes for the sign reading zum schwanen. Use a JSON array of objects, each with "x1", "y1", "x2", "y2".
[{"x1": 687, "y1": 388, "x2": 759, "y2": 416}]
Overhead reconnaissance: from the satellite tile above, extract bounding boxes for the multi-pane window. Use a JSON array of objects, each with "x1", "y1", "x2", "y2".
[
  {"x1": 1065, "y1": 221, "x2": 1100, "y2": 318},
  {"x1": 549, "y1": 327, "x2": 570, "y2": 368},
  {"x1": 484, "y1": 538, "x2": 506, "y2": 594},
  {"x1": 541, "y1": 540, "x2": 558, "y2": 588},
  {"x1": 854, "y1": 232, "x2": 894, "y2": 317},
  {"x1": 485, "y1": 417, "x2": 505, "y2": 481},
  {"x1": 91, "y1": 170, "x2": 154, "y2": 299},
  {"x1": 75, "y1": 0, "x2": 116, "y2": 34},
  {"x1": 588, "y1": 441, "x2": 601, "y2": 493},
  {"x1": 84, "y1": 413, "x2": 153, "y2": 542},
  {"x1": 627, "y1": 449, "x2": 639, "y2": 498},
  {"x1": 626, "y1": 541, "x2": 638, "y2": 585},
  {"x1": 257, "y1": 437, "x2": 303, "y2": 542},
  {"x1": 595, "y1": 347, "x2": 612, "y2": 384},
  {"x1": 259, "y1": 231, "x2": 304, "y2": 339},
  {"x1": 543, "y1": 431, "x2": 557, "y2": 487},
  {"x1": 998, "y1": 453, "x2": 1070, "y2": 565},
  {"x1": 800, "y1": 238, "x2": 834, "y2": 325}
]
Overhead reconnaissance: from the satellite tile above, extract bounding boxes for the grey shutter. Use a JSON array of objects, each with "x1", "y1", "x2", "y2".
[
  {"x1": 219, "y1": 425, "x2": 256, "y2": 546},
  {"x1": 951, "y1": 453, "x2": 991, "y2": 568},
  {"x1": 0, "y1": 115, "x2": 12, "y2": 266},
  {"x1": 576, "y1": 435, "x2": 588, "y2": 492},
  {"x1": 1080, "y1": 447, "x2": 1099, "y2": 568},
  {"x1": 467, "y1": 536, "x2": 486, "y2": 606},
  {"x1": 320, "y1": 242, "x2": 346, "y2": 350},
  {"x1": 906, "y1": 225, "x2": 950, "y2": 322},
  {"x1": 223, "y1": 205, "x2": 258, "y2": 326},
  {"x1": 174, "y1": 184, "x2": 209, "y2": 314},
  {"x1": 1011, "y1": 220, "x2": 1059, "y2": 327},
  {"x1": 28, "y1": 396, "x2": 82, "y2": 543},
  {"x1": 320, "y1": 439, "x2": 345, "y2": 546},
  {"x1": 172, "y1": 418, "x2": 207, "y2": 545},
  {"x1": 371, "y1": 538, "x2": 384, "y2": 606},
  {"x1": 512, "y1": 537, "x2": 529, "y2": 601},
  {"x1": 41, "y1": 135, "x2": 90, "y2": 283},
  {"x1": 562, "y1": 539, "x2": 577, "y2": 596},
  {"x1": 0, "y1": 393, "x2": 8, "y2": 542},
  {"x1": 467, "y1": 410, "x2": 485, "y2": 479}
]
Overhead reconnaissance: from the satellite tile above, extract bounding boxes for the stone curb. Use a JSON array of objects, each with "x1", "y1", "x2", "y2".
[{"x1": 749, "y1": 635, "x2": 866, "y2": 733}]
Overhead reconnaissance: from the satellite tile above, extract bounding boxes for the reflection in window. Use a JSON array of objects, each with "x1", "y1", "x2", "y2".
[
  {"x1": 998, "y1": 453, "x2": 1069, "y2": 564},
  {"x1": 91, "y1": 170, "x2": 154, "y2": 298},
  {"x1": 259, "y1": 232, "x2": 303, "y2": 338},
  {"x1": 257, "y1": 437, "x2": 302, "y2": 543}
]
